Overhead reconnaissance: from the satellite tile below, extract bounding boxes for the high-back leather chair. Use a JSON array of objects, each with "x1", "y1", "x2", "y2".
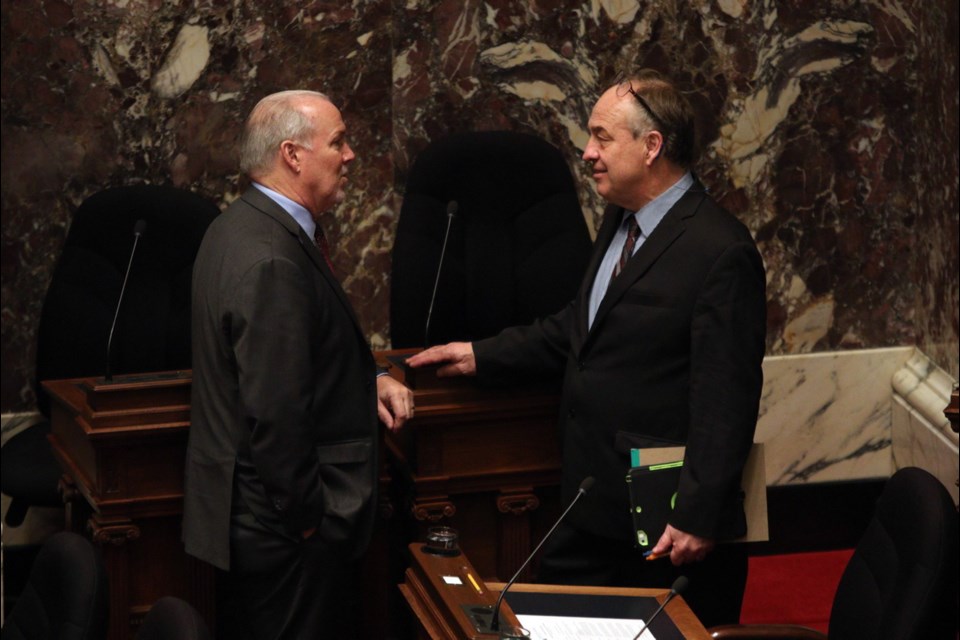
[
  {"x1": 34, "y1": 184, "x2": 220, "y2": 411},
  {"x1": 0, "y1": 531, "x2": 109, "y2": 640},
  {"x1": 390, "y1": 131, "x2": 592, "y2": 348},
  {"x1": 1, "y1": 185, "x2": 219, "y2": 527},
  {"x1": 710, "y1": 466, "x2": 959, "y2": 640}
]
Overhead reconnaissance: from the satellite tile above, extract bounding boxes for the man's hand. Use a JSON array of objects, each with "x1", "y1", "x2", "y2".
[
  {"x1": 650, "y1": 524, "x2": 715, "y2": 566},
  {"x1": 376, "y1": 375, "x2": 414, "y2": 432},
  {"x1": 405, "y1": 342, "x2": 477, "y2": 377}
]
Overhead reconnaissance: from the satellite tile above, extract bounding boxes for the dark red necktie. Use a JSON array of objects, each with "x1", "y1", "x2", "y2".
[
  {"x1": 314, "y1": 227, "x2": 335, "y2": 274},
  {"x1": 609, "y1": 215, "x2": 641, "y2": 290}
]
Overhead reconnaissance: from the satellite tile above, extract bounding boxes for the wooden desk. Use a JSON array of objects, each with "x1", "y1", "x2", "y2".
[
  {"x1": 41, "y1": 351, "x2": 564, "y2": 639},
  {"x1": 401, "y1": 542, "x2": 709, "y2": 639}
]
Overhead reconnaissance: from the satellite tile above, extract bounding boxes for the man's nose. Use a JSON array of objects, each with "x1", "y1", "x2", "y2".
[{"x1": 343, "y1": 143, "x2": 356, "y2": 163}]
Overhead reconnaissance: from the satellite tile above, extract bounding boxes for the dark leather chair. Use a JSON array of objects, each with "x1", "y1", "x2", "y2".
[
  {"x1": 390, "y1": 131, "x2": 592, "y2": 348},
  {"x1": 0, "y1": 419, "x2": 62, "y2": 526},
  {"x1": 710, "y1": 466, "x2": 959, "y2": 640},
  {"x1": 136, "y1": 596, "x2": 212, "y2": 640},
  {"x1": 0, "y1": 531, "x2": 109, "y2": 639},
  {"x1": 1, "y1": 185, "x2": 219, "y2": 526}
]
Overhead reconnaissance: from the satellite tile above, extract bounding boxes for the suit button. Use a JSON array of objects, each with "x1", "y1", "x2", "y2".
[
  {"x1": 568, "y1": 408, "x2": 576, "y2": 418},
  {"x1": 577, "y1": 360, "x2": 585, "y2": 371}
]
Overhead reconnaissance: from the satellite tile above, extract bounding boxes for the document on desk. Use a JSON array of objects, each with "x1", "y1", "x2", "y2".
[{"x1": 516, "y1": 613, "x2": 656, "y2": 639}]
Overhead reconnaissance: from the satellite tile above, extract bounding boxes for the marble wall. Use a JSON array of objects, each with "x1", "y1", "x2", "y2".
[
  {"x1": 756, "y1": 346, "x2": 958, "y2": 500},
  {"x1": 757, "y1": 348, "x2": 908, "y2": 486},
  {"x1": 2, "y1": 0, "x2": 957, "y2": 412}
]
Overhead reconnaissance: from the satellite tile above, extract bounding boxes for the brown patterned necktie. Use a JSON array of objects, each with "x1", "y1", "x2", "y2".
[
  {"x1": 313, "y1": 226, "x2": 335, "y2": 274},
  {"x1": 609, "y1": 215, "x2": 641, "y2": 289}
]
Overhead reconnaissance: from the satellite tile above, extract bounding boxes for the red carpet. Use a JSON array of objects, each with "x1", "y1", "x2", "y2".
[{"x1": 741, "y1": 550, "x2": 854, "y2": 633}]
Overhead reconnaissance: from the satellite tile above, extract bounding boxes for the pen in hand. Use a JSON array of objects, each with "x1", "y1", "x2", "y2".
[{"x1": 643, "y1": 549, "x2": 670, "y2": 561}]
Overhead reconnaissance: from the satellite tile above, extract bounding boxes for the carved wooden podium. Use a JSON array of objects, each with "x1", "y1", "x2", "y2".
[
  {"x1": 43, "y1": 371, "x2": 213, "y2": 640},
  {"x1": 381, "y1": 349, "x2": 563, "y2": 582},
  {"x1": 41, "y1": 351, "x2": 565, "y2": 639}
]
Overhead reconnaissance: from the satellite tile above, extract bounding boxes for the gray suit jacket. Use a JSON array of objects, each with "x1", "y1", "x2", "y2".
[
  {"x1": 183, "y1": 187, "x2": 379, "y2": 570},
  {"x1": 474, "y1": 180, "x2": 766, "y2": 542}
]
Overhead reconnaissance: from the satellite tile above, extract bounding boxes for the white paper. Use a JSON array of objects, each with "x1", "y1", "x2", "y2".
[{"x1": 516, "y1": 613, "x2": 655, "y2": 640}]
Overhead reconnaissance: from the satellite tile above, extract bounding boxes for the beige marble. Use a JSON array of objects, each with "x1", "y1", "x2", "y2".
[
  {"x1": 757, "y1": 348, "x2": 912, "y2": 484},
  {"x1": 892, "y1": 397, "x2": 959, "y2": 504},
  {"x1": 891, "y1": 350, "x2": 959, "y2": 503},
  {"x1": 757, "y1": 347, "x2": 959, "y2": 507}
]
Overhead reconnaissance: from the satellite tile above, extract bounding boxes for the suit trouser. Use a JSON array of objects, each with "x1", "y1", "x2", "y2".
[
  {"x1": 216, "y1": 512, "x2": 358, "y2": 640},
  {"x1": 537, "y1": 521, "x2": 748, "y2": 629}
]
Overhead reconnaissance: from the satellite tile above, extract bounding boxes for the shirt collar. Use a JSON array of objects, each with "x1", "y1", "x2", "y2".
[
  {"x1": 627, "y1": 171, "x2": 694, "y2": 236},
  {"x1": 252, "y1": 182, "x2": 316, "y2": 239}
]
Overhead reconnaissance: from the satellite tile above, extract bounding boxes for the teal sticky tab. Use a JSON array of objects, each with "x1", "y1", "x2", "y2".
[{"x1": 631, "y1": 448, "x2": 641, "y2": 467}]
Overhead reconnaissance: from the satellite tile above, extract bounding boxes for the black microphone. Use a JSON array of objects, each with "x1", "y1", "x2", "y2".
[
  {"x1": 423, "y1": 200, "x2": 457, "y2": 347},
  {"x1": 631, "y1": 575, "x2": 689, "y2": 640},
  {"x1": 104, "y1": 219, "x2": 147, "y2": 382},
  {"x1": 487, "y1": 476, "x2": 595, "y2": 632}
]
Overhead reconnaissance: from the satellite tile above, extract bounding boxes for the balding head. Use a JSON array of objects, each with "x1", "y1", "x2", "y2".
[
  {"x1": 238, "y1": 90, "x2": 356, "y2": 217},
  {"x1": 239, "y1": 90, "x2": 332, "y2": 179}
]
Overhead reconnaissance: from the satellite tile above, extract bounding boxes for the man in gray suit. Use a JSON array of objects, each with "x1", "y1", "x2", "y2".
[
  {"x1": 184, "y1": 90, "x2": 413, "y2": 639},
  {"x1": 407, "y1": 70, "x2": 766, "y2": 627}
]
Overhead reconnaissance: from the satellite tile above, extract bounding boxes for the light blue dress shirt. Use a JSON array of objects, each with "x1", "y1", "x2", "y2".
[
  {"x1": 587, "y1": 172, "x2": 694, "y2": 329},
  {"x1": 252, "y1": 182, "x2": 316, "y2": 239}
]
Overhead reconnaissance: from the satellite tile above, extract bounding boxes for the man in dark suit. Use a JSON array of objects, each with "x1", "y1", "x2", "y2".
[
  {"x1": 407, "y1": 70, "x2": 766, "y2": 627},
  {"x1": 184, "y1": 90, "x2": 413, "y2": 639}
]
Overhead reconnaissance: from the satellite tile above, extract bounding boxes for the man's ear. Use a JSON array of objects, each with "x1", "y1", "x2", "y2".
[
  {"x1": 280, "y1": 140, "x2": 300, "y2": 172},
  {"x1": 646, "y1": 131, "x2": 664, "y2": 164}
]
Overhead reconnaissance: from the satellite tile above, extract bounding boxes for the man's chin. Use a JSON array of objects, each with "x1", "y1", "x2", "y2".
[{"x1": 315, "y1": 191, "x2": 347, "y2": 214}]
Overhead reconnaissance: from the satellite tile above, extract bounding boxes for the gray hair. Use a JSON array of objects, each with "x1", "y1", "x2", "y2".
[
  {"x1": 615, "y1": 70, "x2": 696, "y2": 168},
  {"x1": 239, "y1": 90, "x2": 331, "y2": 177}
]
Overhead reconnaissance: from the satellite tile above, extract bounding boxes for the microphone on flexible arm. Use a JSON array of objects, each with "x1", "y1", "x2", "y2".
[
  {"x1": 486, "y1": 476, "x2": 595, "y2": 633},
  {"x1": 631, "y1": 575, "x2": 689, "y2": 640},
  {"x1": 423, "y1": 200, "x2": 457, "y2": 347},
  {"x1": 104, "y1": 218, "x2": 147, "y2": 382}
]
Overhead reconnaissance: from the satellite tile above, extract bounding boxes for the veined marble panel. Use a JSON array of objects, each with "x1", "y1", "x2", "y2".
[
  {"x1": 892, "y1": 397, "x2": 959, "y2": 505},
  {"x1": 891, "y1": 349, "x2": 957, "y2": 442},
  {"x1": 2, "y1": 0, "x2": 957, "y2": 414},
  {"x1": 759, "y1": 346, "x2": 959, "y2": 499},
  {"x1": 757, "y1": 347, "x2": 913, "y2": 485},
  {"x1": 891, "y1": 350, "x2": 959, "y2": 503}
]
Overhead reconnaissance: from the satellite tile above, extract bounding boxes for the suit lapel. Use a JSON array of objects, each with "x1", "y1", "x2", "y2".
[
  {"x1": 240, "y1": 188, "x2": 367, "y2": 337},
  {"x1": 584, "y1": 182, "x2": 708, "y2": 346},
  {"x1": 574, "y1": 204, "x2": 624, "y2": 344}
]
